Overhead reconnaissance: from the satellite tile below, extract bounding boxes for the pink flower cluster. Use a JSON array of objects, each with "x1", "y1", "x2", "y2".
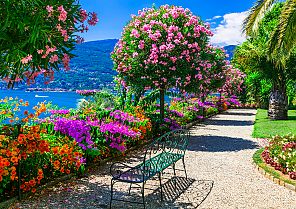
[
  {"x1": 220, "y1": 65, "x2": 246, "y2": 96},
  {"x1": 58, "y1": 5, "x2": 67, "y2": 22},
  {"x1": 21, "y1": 55, "x2": 33, "y2": 64},
  {"x1": 112, "y1": 5, "x2": 235, "y2": 97}
]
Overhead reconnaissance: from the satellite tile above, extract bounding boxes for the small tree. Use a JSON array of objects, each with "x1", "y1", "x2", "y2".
[
  {"x1": 0, "y1": 0, "x2": 98, "y2": 88},
  {"x1": 112, "y1": 5, "x2": 224, "y2": 120}
]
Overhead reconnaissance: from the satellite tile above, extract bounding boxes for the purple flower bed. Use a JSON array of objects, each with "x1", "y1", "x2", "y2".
[
  {"x1": 100, "y1": 121, "x2": 140, "y2": 152},
  {"x1": 53, "y1": 118, "x2": 94, "y2": 150}
]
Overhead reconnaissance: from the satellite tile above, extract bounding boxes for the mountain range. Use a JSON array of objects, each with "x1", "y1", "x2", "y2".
[{"x1": 0, "y1": 39, "x2": 236, "y2": 90}]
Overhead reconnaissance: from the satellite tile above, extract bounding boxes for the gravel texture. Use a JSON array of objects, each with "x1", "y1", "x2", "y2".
[{"x1": 12, "y1": 109, "x2": 296, "y2": 209}]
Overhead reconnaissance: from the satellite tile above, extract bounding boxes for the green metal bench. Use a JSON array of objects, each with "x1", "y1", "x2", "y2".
[{"x1": 109, "y1": 129, "x2": 190, "y2": 208}]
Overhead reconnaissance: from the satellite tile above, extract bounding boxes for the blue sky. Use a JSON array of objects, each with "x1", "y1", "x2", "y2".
[{"x1": 80, "y1": 0, "x2": 255, "y2": 46}]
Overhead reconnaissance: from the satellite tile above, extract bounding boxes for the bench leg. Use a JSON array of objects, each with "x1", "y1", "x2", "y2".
[
  {"x1": 182, "y1": 157, "x2": 187, "y2": 179},
  {"x1": 128, "y1": 183, "x2": 132, "y2": 195},
  {"x1": 142, "y1": 182, "x2": 146, "y2": 209},
  {"x1": 110, "y1": 179, "x2": 114, "y2": 209},
  {"x1": 173, "y1": 163, "x2": 177, "y2": 188},
  {"x1": 158, "y1": 172, "x2": 163, "y2": 201}
]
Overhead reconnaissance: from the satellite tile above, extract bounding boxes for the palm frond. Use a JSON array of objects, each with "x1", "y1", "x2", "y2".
[
  {"x1": 243, "y1": 0, "x2": 278, "y2": 36},
  {"x1": 269, "y1": 0, "x2": 296, "y2": 60}
]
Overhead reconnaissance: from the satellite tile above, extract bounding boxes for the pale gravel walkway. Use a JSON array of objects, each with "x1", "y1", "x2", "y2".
[{"x1": 14, "y1": 109, "x2": 296, "y2": 209}]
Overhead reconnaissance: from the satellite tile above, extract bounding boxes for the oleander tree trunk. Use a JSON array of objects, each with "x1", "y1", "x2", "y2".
[
  {"x1": 268, "y1": 82, "x2": 288, "y2": 120},
  {"x1": 159, "y1": 89, "x2": 165, "y2": 121}
]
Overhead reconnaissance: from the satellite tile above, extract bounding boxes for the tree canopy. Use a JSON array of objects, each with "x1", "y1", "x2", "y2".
[{"x1": 0, "y1": 0, "x2": 98, "y2": 88}]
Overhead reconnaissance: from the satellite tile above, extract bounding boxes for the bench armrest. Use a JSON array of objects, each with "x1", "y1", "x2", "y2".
[{"x1": 110, "y1": 162, "x2": 144, "y2": 178}]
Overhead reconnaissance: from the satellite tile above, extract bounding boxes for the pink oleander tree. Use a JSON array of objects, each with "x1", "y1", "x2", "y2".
[
  {"x1": 0, "y1": 0, "x2": 98, "y2": 88},
  {"x1": 219, "y1": 65, "x2": 246, "y2": 96},
  {"x1": 112, "y1": 5, "x2": 228, "y2": 120}
]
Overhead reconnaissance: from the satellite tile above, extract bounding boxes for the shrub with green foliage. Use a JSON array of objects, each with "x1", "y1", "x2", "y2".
[{"x1": 0, "y1": 0, "x2": 98, "y2": 88}]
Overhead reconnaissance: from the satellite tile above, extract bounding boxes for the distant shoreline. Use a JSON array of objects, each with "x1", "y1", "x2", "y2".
[{"x1": 0, "y1": 89, "x2": 75, "y2": 92}]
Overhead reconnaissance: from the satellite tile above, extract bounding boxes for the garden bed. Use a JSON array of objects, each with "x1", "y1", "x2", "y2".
[{"x1": 253, "y1": 148, "x2": 296, "y2": 191}]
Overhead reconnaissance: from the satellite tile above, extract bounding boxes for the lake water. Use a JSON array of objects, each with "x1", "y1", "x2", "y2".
[{"x1": 0, "y1": 90, "x2": 83, "y2": 109}]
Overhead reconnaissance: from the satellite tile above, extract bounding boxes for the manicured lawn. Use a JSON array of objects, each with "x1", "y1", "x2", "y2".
[{"x1": 253, "y1": 109, "x2": 296, "y2": 138}]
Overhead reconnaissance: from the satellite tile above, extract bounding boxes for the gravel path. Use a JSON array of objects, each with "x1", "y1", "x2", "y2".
[{"x1": 13, "y1": 109, "x2": 296, "y2": 209}]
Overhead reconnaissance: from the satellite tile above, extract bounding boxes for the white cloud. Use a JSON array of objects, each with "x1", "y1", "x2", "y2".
[
  {"x1": 210, "y1": 11, "x2": 248, "y2": 46},
  {"x1": 212, "y1": 15, "x2": 222, "y2": 20},
  {"x1": 205, "y1": 15, "x2": 222, "y2": 21}
]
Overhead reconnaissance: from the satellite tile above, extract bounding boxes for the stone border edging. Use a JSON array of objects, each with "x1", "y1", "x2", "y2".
[{"x1": 253, "y1": 149, "x2": 296, "y2": 192}]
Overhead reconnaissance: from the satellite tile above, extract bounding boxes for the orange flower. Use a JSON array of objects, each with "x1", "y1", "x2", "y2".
[
  {"x1": 11, "y1": 170, "x2": 16, "y2": 176},
  {"x1": 51, "y1": 147, "x2": 59, "y2": 155},
  {"x1": 0, "y1": 135, "x2": 5, "y2": 141},
  {"x1": 0, "y1": 176, "x2": 3, "y2": 182},
  {"x1": 11, "y1": 175, "x2": 16, "y2": 181},
  {"x1": 3, "y1": 170, "x2": 9, "y2": 176},
  {"x1": 60, "y1": 167, "x2": 65, "y2": 173},
  {"x1": 37, "y1": 169, "x2": 43, "y2": 176},
  {"x1": 73, "y1": 152, "x2": 80, "y2": 158},
  {"x1": 53, "y1": 160, "x2": 60, "y2": 170},
  {"x1": 26, "y1": 134, "x2": 34, "y2": 140},
  {"x1": 31, "y1": 188, "x2": 36, "y2": 193},
  {"x1": 10, "y1": 156, "x2": 19, "y2": 165},
  {"x1": 6, "y1": 150, "x2": 12, "y2": 157},
  {"x1": 22, "y1": 118, "x2": 29, "y2": 123},
  {"x1": 60, "y1": 148, "x2": 66, "y2": 155},
  {"x1": 11, "y1": 151, "x2": 18, "y2": 156},
  {"x1": 65, "y1": 169, "x2": 70, "y2": 174},
  {"x1": 29, "y1": 179, "x2": 36, "y2": 187}
]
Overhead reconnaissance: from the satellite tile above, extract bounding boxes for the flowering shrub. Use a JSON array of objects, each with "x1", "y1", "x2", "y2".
[
  {"x1": 76, "y1": 90, "x2": 99, "y2": 96},
  {"x1": 0, "y1": 99, "x2": 84, "y2": 200},
  {"x1": 0, "y1": 0, "x2": 98, "y2": 87},
  {"x1": 112, "y1": 5, "x2": 234, "y2": 120},
  {"x1": 262, "y1": 135, "x2": 296, "y2": 180},
  {"x1": 100, "y1": 109, "x2": 151, "y2": 153},
  {"x1": 219, "y1": 66, "x2": 246, "y2": 96},
  {"x1": 169, "y1": 97, "x2": 203, "y2": 125},
  {"x1": 53, "y1": 118, "x2": 94, "y2": 150}
]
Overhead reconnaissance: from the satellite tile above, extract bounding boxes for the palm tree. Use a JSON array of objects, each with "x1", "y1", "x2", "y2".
[
  {"x1": 242, "y1": 2, "x2": 296, "y2": 119},
  {"x1": 244, "y1": 0, "x2": 296, "y2": 56}
]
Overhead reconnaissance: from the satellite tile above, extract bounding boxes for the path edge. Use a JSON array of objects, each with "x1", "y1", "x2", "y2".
[{"x1": 252, "y1": 148, "x2": 296, "y2": 192}]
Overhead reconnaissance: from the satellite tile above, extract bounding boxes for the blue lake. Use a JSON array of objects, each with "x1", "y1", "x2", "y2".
[{"x1": 0, "y1": 90, "x2": 83, "y2": 109}]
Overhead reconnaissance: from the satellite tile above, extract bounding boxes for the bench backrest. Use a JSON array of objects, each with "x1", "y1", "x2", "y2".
[{"x1": 142, "y1": 129, "x2": 190, "y2": 174}]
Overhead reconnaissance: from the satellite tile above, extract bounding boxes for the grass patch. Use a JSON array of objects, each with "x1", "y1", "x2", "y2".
[
  {"x1": 252, "y1": 109, "x2": 296, "y2": 138},
  {"x1": 253, "y1": 149, "x2": 296, "y2": 187}
]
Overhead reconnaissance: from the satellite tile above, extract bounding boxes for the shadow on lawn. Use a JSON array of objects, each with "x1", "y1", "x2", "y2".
[{"x1": 287, "y1": 116, "x2": 296, "y2": 120}]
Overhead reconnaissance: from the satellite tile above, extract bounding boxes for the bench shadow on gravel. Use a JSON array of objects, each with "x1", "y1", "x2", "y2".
[
  {"x1": 188, "y1": 135, "x2": 258, "y2": 152},
  {"x1": 204, "y1": 119, "x2": 254, "y2": 126},
  {"x1": 110, "y1": 176, "x2": 214, "y2": 209}
]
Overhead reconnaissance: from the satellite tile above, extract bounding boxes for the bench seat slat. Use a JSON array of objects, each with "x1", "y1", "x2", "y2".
[{"x1": 112, "y1": 152, "x2": 184, "y2": 183}]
